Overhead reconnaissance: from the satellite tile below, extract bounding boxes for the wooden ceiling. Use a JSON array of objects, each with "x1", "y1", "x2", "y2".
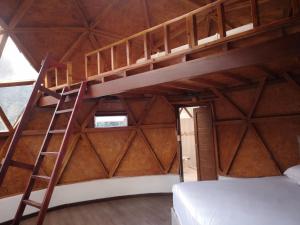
[
  {"x1": 0, "y1": 0, "x2": 292, "y2": 82},
  {"x1": 0, "y1": 0, "x2": 211, "y2": 78}
]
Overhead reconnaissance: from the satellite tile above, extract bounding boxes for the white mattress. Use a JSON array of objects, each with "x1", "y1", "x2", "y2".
[{"x1": 173, "y1": 176, "x2": 300, "y2": 225}]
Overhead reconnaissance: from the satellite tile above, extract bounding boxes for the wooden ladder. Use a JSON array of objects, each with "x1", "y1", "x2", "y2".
[
  {"x1": 0, "y1": 56, "x2": 87, "y2": 225},
  {"x1": 11, "y1": 81, "x2": 86, "y2": 225}
]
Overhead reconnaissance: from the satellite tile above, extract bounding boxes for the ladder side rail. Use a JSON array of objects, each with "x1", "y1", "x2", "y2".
[
  {"x1": 36, "y1": 82, "x2": 87, "y2": 225},
  {"x1": 0, "y1": 56, "x2": 52, "y2": 185},
  {"x1": 11, "y1": 89, "x2": 66, "y2": 225}
]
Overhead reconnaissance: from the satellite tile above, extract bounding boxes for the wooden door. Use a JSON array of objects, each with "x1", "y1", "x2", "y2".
[{"x1": 194, "y1": 106, "x2": 218, "y2": 181}]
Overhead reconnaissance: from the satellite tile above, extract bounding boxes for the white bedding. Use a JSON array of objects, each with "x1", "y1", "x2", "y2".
[{"x1": 173, "y1": 176, "x2": 300, "y2": 225}]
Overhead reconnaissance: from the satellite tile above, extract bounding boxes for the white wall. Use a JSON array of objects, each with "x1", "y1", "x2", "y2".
[{"x1": 0, "y1": 175, "x2": 180, "y2": 223}]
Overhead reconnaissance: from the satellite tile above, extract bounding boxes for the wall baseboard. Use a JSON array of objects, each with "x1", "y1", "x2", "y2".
[{"x1": 0, "y1": 175, "x2": 179, "y2": 223}]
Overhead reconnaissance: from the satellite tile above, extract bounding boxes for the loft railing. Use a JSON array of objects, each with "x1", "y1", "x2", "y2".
[
  {"x1": 85, "y1": 0, "x2": 227, "y2": 80},
  {"x1": 43, "y1": 62, "x2": 72, "y2": 89},
  {"x1": 84, "y1": 0, "x2": 298, "y2": 82}
]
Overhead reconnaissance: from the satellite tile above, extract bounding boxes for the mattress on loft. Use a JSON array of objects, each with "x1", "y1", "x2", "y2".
[{"x1": 172, "y1": 176, "x2": 300, "y2": 225}]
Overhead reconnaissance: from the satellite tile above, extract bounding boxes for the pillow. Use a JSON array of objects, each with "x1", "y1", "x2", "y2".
[{"x1": 284, "y1": 164, "x2": 300, "y2": 184}]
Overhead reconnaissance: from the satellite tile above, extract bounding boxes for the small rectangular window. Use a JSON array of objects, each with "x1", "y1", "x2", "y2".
[{"x1": 94, "y1": 115, "x2": 128, "y2": 128}]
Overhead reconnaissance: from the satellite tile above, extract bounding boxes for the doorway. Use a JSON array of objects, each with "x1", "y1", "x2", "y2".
[{"x1": 178, "y1": 105, "x2": 217, "y2": 182}]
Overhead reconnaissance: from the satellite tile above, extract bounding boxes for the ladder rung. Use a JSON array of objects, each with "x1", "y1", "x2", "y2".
[
  {"x1": 40, "y1": 151, "x2": 59, "y2": 156},
  {"x1": 32, "y1": 175, "x2": 51, "y2": 181},
  {"x1": 55, "y1": 108, "x2": 73, "y2": 114},
  {"x1": 23, "y1": 199, "x2": 42, "y2": 209},
  {"x1": 49, "y1": 129, "x2": 66, "y2": 134},
  {"x1": 62, "y1": 88, "x2": 79, "y2": 96},
  {"x1": 10, "y1": 160, "x2": 34, "y2": 171}
]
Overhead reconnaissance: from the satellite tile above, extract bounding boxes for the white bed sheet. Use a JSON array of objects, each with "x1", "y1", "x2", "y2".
[{"x1": 173, "y1": 176, "x2": 300, "y2": 225}]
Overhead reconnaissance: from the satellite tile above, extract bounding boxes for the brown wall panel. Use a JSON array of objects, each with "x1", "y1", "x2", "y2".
[
  {"x1": 0, "y1": 95, "x2": 178, "y2": 198},
  {"x1": 214, "y1": 81, "x2": 300, "y2": 177}
]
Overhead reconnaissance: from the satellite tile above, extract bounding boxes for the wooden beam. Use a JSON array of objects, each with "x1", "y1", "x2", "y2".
[
  {"x1": 90, "y1": 2, "x2": 117, "y2": 28},
  {"x1": 60, "y1": 31, "x2": 88, "y2": 62},
  {"x1": 250, "y1": 0, "x2": 260, "y2": 27},
  {"x1": 164, "y1": 25, "x2": 171, "y2": 54},
  {"x1": 0, "y1": 80, "x2": 35, "y2": 88},
  {"x1": 250, "y1": 124, "x2": 282, "y2": 174},
  {"x1": 57, "y1": 134, "x2": 81, "y2": 183},
  {"x1": 217, "y1": 3, "x2": 226, "y2": 38},
  {"x1": 13, "y1": 27, "x2": 87, "y2": 33},
  {"x1": 0, "y1": 106, "x2": 13, "y2": 132},
  {"x1": 72, "y1": 0, "x2": 89, "y2": 27},
  {"x1": 248, "y1": 78, "x2": 266, "y2": 118},
  {"x1": 109, "y1": 130, "x2": 137, "y2": 177},
  {"x1": 86, "y1": 33, "x2": 300, "y2": 98},
  {"x1": 9, "y1": 0, "x2": 34, "y2": 29},
  {"x1": 126, "y1": 40, "x2": 133, "y2": 66},
  {"x1": 0, "y1": 34, "x2": 8, "y2": 58},
  {"x1": 88, "y1": 33, "x2": 99, "y2": 49},
  {"x1": 221, "y1": 72, "x2": 253, "y2": 84},
  {"x1": 186, "y1": 15, "x2": 198, "y2": 48},
  {"x1": 282, "y1": 72, "x2": 300, "y2": 91},
  {"x1": 10, "y1": 33, "x2": 39, "y2": 70},
  {"x1": 92, "y1": 29, "x2": 123, "y2": 41},
  {"x1": 0, "y1": 17, "x2": 8, "y2": 29},
  {"x1": 81, "y1": 133, "x2": 109, "y2": 177},
  {"x1": 141, "y1": 0, "x2": 151, "y2": 28},
  {"x1": 111, "y1": 46, "x2": 117, "y2": 70},
  {"x1": 225, "y1": 125, "x2": 248, "y2": 174},
  {"x1": 212, "y1": 88, "x2": 247, "y2": 118}
]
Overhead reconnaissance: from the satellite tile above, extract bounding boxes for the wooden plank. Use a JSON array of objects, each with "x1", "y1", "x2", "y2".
[{"x1": 86, "y1": 33, "x2": 300, "y2": 98}]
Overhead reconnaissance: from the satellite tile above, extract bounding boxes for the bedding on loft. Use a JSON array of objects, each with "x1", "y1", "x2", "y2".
[{"x1": 172, "y1": 164, "x2": 300, "y2": 225}]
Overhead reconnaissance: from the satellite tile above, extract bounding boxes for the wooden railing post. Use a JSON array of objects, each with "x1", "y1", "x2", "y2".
[
  {"x1": 217, "y1": 3, "x2": 226, "y2": 38},
  {"x1": 250, "y1": 0, "x2": 260, "y2": 27},
  {"x1": 66, "y1": 62, "x2": 72, "y2": 86},
  {"x1": 85, "y1": 55, "x2": 89, "y2": 80},
  {"x1": 164, "y1": 25, "x2": 171, "y2": 54},
  {"x1": 54, "y1": 68, "x2": 58, "y2": 87},
  {"x1": 111, "y1": 46, "x2": 117, "y2": 70},
  {"x1": 126, "y1": 40, "x2": 133, "y2": 65},
  {"x1": 186, "y1": 14, "x2": 197, "y2": 48},
  {"x1": 144, "y1": 33, "x2": 151, "y2": 60}
]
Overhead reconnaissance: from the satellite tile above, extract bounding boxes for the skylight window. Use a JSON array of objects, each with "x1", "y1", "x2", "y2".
[{"x1": 0, "y1": 37, "x2": 37, "y2": 82}]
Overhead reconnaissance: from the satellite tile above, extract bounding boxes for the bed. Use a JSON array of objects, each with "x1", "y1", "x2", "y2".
[{"x1": 172, "y1": 175, "x2": 300, "y2": 225}]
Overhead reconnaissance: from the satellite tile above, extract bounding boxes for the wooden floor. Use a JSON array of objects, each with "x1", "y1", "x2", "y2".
[{"x1": 20, "y1": 195, "x2": 172, "y2": 225}]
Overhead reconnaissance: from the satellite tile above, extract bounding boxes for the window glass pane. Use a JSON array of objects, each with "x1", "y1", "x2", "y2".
[
  {"x1": 0, "y1": 86, "x2": 32, "y2": 131},
  {"x1": 94, "y1": 115, "x2": 128, "y2": 128},
  {"x1": 0, "y1": 37, "x2": 37, "y2": 82}
]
